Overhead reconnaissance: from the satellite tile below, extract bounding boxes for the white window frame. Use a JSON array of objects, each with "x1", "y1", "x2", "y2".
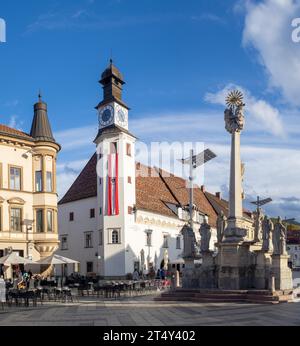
[
  {"x1": 176, "y1": 235, "x2": 181, "y2": 249},
  {"x1": 108, "y1": 228, "x2": 121, "y2": 244},
  {"x1": 145, "y1": 229, "x2": 152, "y2": 247},
  {"x1": 163, "y1": 233, "x2": 169, "y2": 248},
  {"x1": 84, "y1": 231, "x2": 93, "y2": 248},
  {"x1": 61, "y1": 235, "x2": 68, "y2": 250}
]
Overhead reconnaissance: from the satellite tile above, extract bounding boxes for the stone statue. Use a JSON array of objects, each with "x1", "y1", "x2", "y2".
[
  {"x1": 273, "y1": 217, "x2": 287, "y2": 255},
  {"x1": 181, "y1": 224, "x2": 197, "y2": 258},
  {"x1": 262, "y1": 215, "x2": 273, "y2": 252},
  {"x1": 224, "y1": 102, "x2": 245, "y2": 134},
  {"x1": 216, "y1": 211, "x2": 227, "y2": 243},
  {"x1": 199, "y1": 219, "x2": 211, "y2": 252},
  {"x1": 254, "y1": 208, "x2": 263, "y2": 242}
]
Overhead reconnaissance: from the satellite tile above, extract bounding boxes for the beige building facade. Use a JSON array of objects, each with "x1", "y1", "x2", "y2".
[{"x1": 0, "y1": 97, "x2": 60, "y2": 275}]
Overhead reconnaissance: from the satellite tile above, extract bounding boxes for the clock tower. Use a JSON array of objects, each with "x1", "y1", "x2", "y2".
[
  {"x1": 94, "y1": 60, "x2": 136, "y2": 278},
  {"x1": 96, "y1": 59, "x2": 129, "y2": 130}
]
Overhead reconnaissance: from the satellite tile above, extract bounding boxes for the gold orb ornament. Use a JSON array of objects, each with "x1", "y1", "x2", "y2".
[{"x1": 226, "y1": 90, "x2": 244, "y2": 108}]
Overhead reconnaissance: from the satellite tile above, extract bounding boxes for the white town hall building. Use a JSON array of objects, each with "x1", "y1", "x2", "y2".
[{"x1": 57, "y1": 61, "x2": 251, "y2": 278}]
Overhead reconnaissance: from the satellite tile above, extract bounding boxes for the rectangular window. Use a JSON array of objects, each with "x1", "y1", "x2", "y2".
[
  {"x1": 9, "y1": 167, "x2": 21, "y2": 190},
  {"x1": 36, "y1": 209, "x2": 44, "y2": 233},
  {"x1": 35, "y1": 171, "x2": 42, "y2": 192},
  {"x1": 176, "y1": 236, "x2": 181, "y2": 249},
  {"x1": 99, "y1": 230, "x2": 103, "y2": 246},
  {"x1": 86, "y1": 262, "x2": 93, "y2": 273},
  {"x1": 69, "y1": 212, "x2": 74, "y2": 222},
  {"x1": 90, "y1": 209, "x2": 95, "y2": 219},
  {"x1": 99, "y1": 207, "x2": 102, "y2": 215},
  {"x1": 128, "y1": 176, "x2": 132, "y2": 184},
  {"x1": 11, "y1": 208, "x2": 22, "y2": 232},
  {"x1": 85, "y1": 232, "x2": 93, "y2": 248},
  {"x1": 61, "y1": 236, "x2": 68, "y2": 250},
  {"x1": 146, "y1": 231, "x2": 152, "y2": 247},
  {"x1": 110, "y1": 142, "x2": 117, "y2": 154},
  {"x1": 46, "y1": 172, "x2": 52, "y2": 192},
  {"x1": 47, "y1": 210, "x2": 53, "y2": 232},
  {"x1": 163, "y1": 234, "x2": 169, "y2": 248},
  {"x1": 126, "y1": 143, "x2": 131, "y2": 156},
  {"x1": 128, "y1": 206, "x2": 133, "y2": 214}
]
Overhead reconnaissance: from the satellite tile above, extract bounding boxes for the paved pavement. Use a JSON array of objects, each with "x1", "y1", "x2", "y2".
[{"x1": 1, "y1": 295, "x2": 300, "y2": 326}]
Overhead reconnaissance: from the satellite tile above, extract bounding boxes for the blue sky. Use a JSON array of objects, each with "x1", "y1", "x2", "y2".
[{"x1": 1, "y1": 0, "x2": 300, "y2": 220}]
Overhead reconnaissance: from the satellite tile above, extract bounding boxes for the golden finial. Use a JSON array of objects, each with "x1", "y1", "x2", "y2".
[{"x1": 226, "y1": 90, "x2": 244, "y2": 108}]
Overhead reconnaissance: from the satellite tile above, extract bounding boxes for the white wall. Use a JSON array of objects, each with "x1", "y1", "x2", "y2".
[
  {"x1": 287, "y1": 244, "x2": 300, "y2": 268},
  {"x1": 57, "y1": 197, "x2": 99, "y2": 275}
]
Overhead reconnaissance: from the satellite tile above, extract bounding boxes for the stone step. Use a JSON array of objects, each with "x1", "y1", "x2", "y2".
[{"x1": 157, "y1": 289, "x2": 293, "y2": 304}]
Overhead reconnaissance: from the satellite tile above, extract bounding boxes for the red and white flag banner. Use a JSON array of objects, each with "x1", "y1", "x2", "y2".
[{"x1": 107, "y1": 153, "x2": 119, "y2": 216}]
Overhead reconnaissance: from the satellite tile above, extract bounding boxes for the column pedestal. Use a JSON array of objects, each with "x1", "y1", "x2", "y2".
[
  {"x1": 271, "y1": 254, "x2": 293, "y2": 290},
  {"x1": 182, "y1": 258, "x2": 195, "y2": 288},
  {"x1": 223, "y1": 217, "x2": 247, "y2": 243},
  {"x1": 253, "y1": 251, "x2": 272, "y2": 289},
  {"x1": 199, "y1": 251, "x2": 217, "y2": 289},
  {"x1": 218, "y1": 242, "x2": 252, "y2": 290}
]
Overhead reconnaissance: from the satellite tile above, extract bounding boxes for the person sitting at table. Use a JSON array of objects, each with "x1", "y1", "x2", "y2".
[
  {"x1": 28, "y1": 269, "x2": 33, "y2": 279},
  {"x1": 17, "y1": 280, "x2": 26, "y2": 290}
]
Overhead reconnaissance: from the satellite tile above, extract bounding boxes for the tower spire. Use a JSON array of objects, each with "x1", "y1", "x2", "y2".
[
  {"x1": 95, "y1": 58, "x2": 129, "y2": 110},
  {"x1": 30, "y1": 94, "x2": 56, "y2": 143},
  {"x1": 38, "y1": 89, "x2": 42, "y2": 102}
]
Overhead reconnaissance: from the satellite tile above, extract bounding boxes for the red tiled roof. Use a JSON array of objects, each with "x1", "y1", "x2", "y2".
[
  {"x1": 59, "y1": 154, "x2": 218, "y2": 226},
  {"x1": 0, "y1": 124, "x2": 32, "y2": 140},
  {"x1": 135, "y1": 164, "x2": 179, "y2": 218},
  {"x1": 205, "y1": 191, "x2": 252, "y2": 220}
]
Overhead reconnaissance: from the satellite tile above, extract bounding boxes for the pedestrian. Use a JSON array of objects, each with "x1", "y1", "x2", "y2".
[
  {"x1": 133, "y1": 268, "x2": 139, "y2": 281},
  {"x1": 28, "y1": 269, "x2": 33, "y2": 279}
]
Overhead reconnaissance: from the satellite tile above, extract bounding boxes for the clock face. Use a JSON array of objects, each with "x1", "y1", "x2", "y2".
[
  {"x1": 116, "y1": 105, "x2": 128, "y2": 127},
  {"x1": 99, "y1": 105, "x2": 114, "y2": 127}
]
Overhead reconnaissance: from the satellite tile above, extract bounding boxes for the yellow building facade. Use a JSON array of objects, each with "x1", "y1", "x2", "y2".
[{"x1": 0, "y1": 97, "x2": 60, "y2": 271}]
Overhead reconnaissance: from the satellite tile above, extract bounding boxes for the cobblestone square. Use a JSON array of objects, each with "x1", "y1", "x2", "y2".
[{"x1": 1, "y1": 296, "x2": 300, "y2": 326}]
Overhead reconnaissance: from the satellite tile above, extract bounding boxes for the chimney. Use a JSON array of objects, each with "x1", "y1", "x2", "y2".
[
  {"x1": 215, "y1": 192, "x2": 221, "y2": 200},
  {"x1": 201, "y1": 185, "x2": 205, "y2": 192}
]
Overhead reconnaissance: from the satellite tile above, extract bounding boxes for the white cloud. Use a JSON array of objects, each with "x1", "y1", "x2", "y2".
[
  {"x1": 55, "y1": 107, "x2": 299, "y2": 219},
  {"x1": 7, "y1": 115, "x2": 23, "y2": 130},
  {"x1": 204, "y1": 83, "x2": 285, "y2": 137},
  {"x1": 56, "y1": 158, "x2": 89, "y2": 198},
  {"x1": 54, "y1": 125, "x2": 97, "y2": 151},
  {"x1": 242, "y1": 0, "x2": 300, "y2": 106},
  {"x1": 191, "y1": 13, "x2": 226, "y2": 25},
  {"x1": 4, "y1": 99, "x2": 19, "y2": 107}
]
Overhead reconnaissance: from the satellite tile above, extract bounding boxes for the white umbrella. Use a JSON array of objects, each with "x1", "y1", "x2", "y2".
[
  {"x1": 36, "y1": 254, "x2": 79, "y2": 282},
  {"x1": 0, "y1": 252, "x2": 36, "y2": 265},
  {"x1": 36, "y1": 254, "x2": 79, "y2": 265}
]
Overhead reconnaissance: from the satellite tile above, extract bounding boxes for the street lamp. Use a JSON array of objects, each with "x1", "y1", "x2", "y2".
[
  {"x1": 23, "y1": 219, "x2": 33, "y2": 259},
  {"x1": 179, "y1": 148, "x2": 217, "y2": 227}
]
